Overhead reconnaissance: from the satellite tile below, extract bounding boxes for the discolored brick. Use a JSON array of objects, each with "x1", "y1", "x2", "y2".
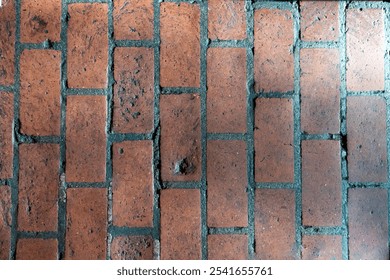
[
  {"x1": 111, "y1": 235, "x2": 154, "y2": 260},
  {"x1": 0, "y1": 186, "x2": 11, "y2": 260},
  {"x1": 302, "y1": 235, "x2": 342, "y2": 260},
  {"x1": 16, "y1": 238, "x2": 58, "y2": 260},
  {"x1": 0, "y1": 0, "x2": 15, "y2": 86},
  {"x1": 0, "y1": 93, "x2": 13, "y2": 179},
  {"x1": 208, "y1": 235, "x2": 248, "y2": 260}
]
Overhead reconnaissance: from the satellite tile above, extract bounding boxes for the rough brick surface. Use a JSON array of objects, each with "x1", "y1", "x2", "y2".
[
  {"x1": 208, "y1": 235, "x2": 248, "y2": 260},
  {"x1": 0, "y1": 93, "x2": 13, "y2": 179},
  {"x1": 111, "y1": 235, "x2": 154, "y2": 260},
  {"x1": 16, "y1": 239, "x2": 58, "y2": 260},
  {"x1": 0, "y1": 0, "x2": 15, "y2": 86},
  {"x1": 302, "y1": 235, "x2": 342, "y2": 260},
  {"x1": 0, "y1": 186, "x2": 11, "y2": 260}
]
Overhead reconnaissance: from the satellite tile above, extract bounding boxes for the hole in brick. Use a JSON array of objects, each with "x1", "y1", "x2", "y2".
[{"x1": 173, "y1": 158, "x2": 194, "y2": 176}]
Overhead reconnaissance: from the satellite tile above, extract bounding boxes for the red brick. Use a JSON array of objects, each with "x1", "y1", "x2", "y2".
[
  {"x1": 0, "y1": 186, "x2": 11, "y2": 260},
  {"x1": 113, "y1": 0, "x2": 153, "y2": 40},
  {"x1": 160, "y1": 3, "x2": 200, "y2": 87},
  {"x1": 160, "y1": 94, "x2": 201, "y2": 182},
  {"x1": 67, "y1": 3, "x2": 108, "y2": 88},
  {"x1": 66, "y1": 96, "x2": 106, "y2": 182},
  {"x1": 300, "y1": 49, "x2": 340, "y2": 134},
  {"x1": 300, "y1": 1, "x2": 338, "y2": 41},
  {"x1": 16, "y1": 238, "x2": 57, "y2": 260},
  {"x1": 20, "y1": 50, "x2": 61, "y2": 136},
  {"x1": 254, "y1": 9, "x2": 294, "y2": 93},
  {"x1": 20, "y1": 0, "x2": 61, "y2": 43},
  {"x1": 302, "y1": 235, "x2": 342, "y2": 260},
  {"x1": 0, "y1": 0, "x2": 15, "y2": 86},
  {"x1": 254, "y1": 98, "x2": 294, "y2": 182},
  {"x1": 255, "y1": 189, "x2": 297, "y2": 260},
  {"x1": 208, "y1": 235, "x2": 248, "y2": 260},
  {"x1": 207, "y1": 48, "x2": 246, "y2": 133},
  {"x1": 65, "y1": 188, "x2": 107, "y2": 260},
  {"x1": 346, "y1": 9, "x2": 384, "y2": 91},
  {"x1": 18, "y1": 144, "x2": 59, "y2": 232},
  {"x1": 208, "y1": 0, "x2": 246, "y2": 40},
  {"x1": 348, "y1": 188, "x2": 388, "y2": 260},
  {"x1": 112, "y1": 141, "x2": 153, "y2": 227},
  {"x1": 161, "y1": 189, "x2": 201, "y2": 260},
  {"x1": 347, "y1": 96, "x2": 387, "y2": 182},
  {"x1": 111, "y1": 235, "x2": 153, "y2": 260},
  {"x1": 207, "y1": 140, "x2": 247, "y2": 227},
  {"x1": 0, "y1": 93, "x2": 13, "y2": 179},
  {"x1": 113, "y1": 47, "x2": 154, "y2": 133},
  {"x1": 302, "y1": 140, "x2": 341, "y2": 226}
]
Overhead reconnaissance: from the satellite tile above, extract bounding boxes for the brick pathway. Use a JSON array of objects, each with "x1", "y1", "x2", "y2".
[{"x1": 0, "y1": 0, "x2": 389, "y2": 260}]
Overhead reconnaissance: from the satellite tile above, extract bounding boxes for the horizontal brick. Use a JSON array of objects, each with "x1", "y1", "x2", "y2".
[
  {"x1": 160, "y1": 2, "x2": 200, "y2": 87},
  {"x1": 0, "y1": 186, "x2": 11, "y2": 260},
  {"x1": 66, "y1": 96, "x2": 106, "y2": 182},
  {"x1": 16, "y1": 238, "x2": 58, "y2": 260},
  {"x1": 302, "y1": 235, "x2": 342, "y2": 260},
  {"x1": 207, "y1": 48, "x2": 246, "y2": 133},
  {"x1": 347, "y1": 96, "x2": 387, "y2": 182},
  {"x1": 208, "y1": 234, "x2": 248, "y2": 260},
  {"x1": 0, "y1": 93, "x2": 13, "y2": 179},
  {"x1": 65, "y1": 188, "x2": 107, "y2": 260},
  {"x1": 113, "y1": 47, "x2": 154, "y2": 133},
  {"x1": 0, "y1": 0, "x2": 15, "y2": 85},
  {"x1": 67, "y1": 3, "x2": 108, "y2": 88},
  {"x1": 18, "y1": 144, "x2": 59, "y2": 232},
  {"x1": 160, "y1": 94, "x2": 201, "y2": 182},
  {"x1": 255, "y1": 98, "x2": 294, "y2": 182},
  {"x1": 20, "y1": 49, "x2": 61, "y2": 136},
  {"x1": 161, "y1": 189, "x2": 201, "y2": 260},
  {"x1": 111, "y1": 235, "x2": 154, "y2": 260},
  {"x1": 207, "y1": 140, "x2": 247, "y2": 227}
]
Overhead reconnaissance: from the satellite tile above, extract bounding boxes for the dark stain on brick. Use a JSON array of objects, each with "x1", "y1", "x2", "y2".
[{"x1": 30, "y1": 15, "x2": 48, "y2": 33}]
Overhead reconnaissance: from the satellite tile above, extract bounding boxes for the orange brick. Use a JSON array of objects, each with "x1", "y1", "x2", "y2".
[
  {"x1": 0, "y1": 186, "x2": 11, "y2": 260},
  {"x1": 0, "y1": 0, "x2": 15, "y2": 86},
  {"x1": 111, "y1": 235, "x2": 154, "y2": 260},
  {"x1": 0, "y1": 93, "x2": 13, "y2": 179},
  {"x1": 208, "y1": 235, "x2": 248, "y2": 260},
  {"x1": 302, "y1": 235, "x2": 342, "y2": 260},
  {"x1": 16, "y1": 238, "x2": 58, "y2": 260}
]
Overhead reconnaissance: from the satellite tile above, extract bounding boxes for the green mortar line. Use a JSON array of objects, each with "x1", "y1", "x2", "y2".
[
  {"x1": 66, "y1": 182, "x2": 107, "y2": 188},
  {"x1": 255, "y1": 182, "x2": 295, "y2": 189},
  {"x1": 255, "y1": 91, "x2": 295, "y2": 98},
  {"x1": 0, "y1": 85, "x2": 14, "y2": 92},
  {"x1": 385, "y1": 2, "x2": 390, "y2": 257},
  {"x1": 300, "y1": 41, "x2": 339, "y2": 49},
  {"x1": 348, "y1": 184, "x2": 389, "y2": 189},
  {"x1": 108, "y1": 133, "x2": 154, "y2": 142},
  {"x1": 160, "y1": 87, "x2": 199, "y2": 94},
  {"x1": 66, "y1": 88, "x2": 107, "y2": 95},
  {"x1": 0, "y1": 179, "x2": 12, "y2": 186},
  {"x1": 19, "y1": 42, "x2": 62, "y2": 50},
  {"x1": 14, "y1": 135, "x2": 61, "y2": 144},
  {"x1": 348, "y1": 0, "x2": 385, "y2": 9},
  {"x1": 207, "y1": 133, "x2": 246, "y2": 141},
  {"x1": 253, "y1": 0, "x2": 293, "y2": 11},
  {"x1": 347, "y1": 90, "x2": 386, "y2": 97},
  {"x1": 302, "y1": 226, "x2": 345, "y2": 236},
  {"x1": 17, "y1": 231, "x2": 58, "y2": 239},
  {"x1": 161, "y1": 181, "x2": 200, "y2": 189},
  {"x1": 301, "y1": 134, "x2": 341, "y2": 141},
  {"x1": 208, "y1": 227, "x2": 249, "y2": 235},
  {"x1": 114, "y1": 40, "x2": 156, "y2": 48},
  {"x1": 208, "y1": 40, "x2": 249, "y2": 48},
  {"x1": 65, "y1": 0, "x2": 108, "y2": 3}
]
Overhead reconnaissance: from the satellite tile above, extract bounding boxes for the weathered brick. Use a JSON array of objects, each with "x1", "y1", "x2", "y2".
[
  {"x1": 346, "y1": 9, "x2": 384, "y2": 91},
  {"x1": 0, "y1": 186, "x2": 11, "y2": 260},
  {"x1": 208, "y1": 234, "x2": 248, "y2": 260},
  {"x1": 16, "y1": 238, "x2": 58, "y2": 260},
  {"x1": 207, "y1": 48, "x2": 246, "y2": 133},
  {"x1": 160, "y1": 2, "x2": 200, "y2": 87},
  {"x1": 65, "y1": 188, "x2": 107, "y2": 260},
  {"x1": 207, "y1": 140, "x2": 247, "y2": 227},
  {"x1": 0, "y1": 93, "x2": 13, "y2": 179},
  {"x1": 161, "y1": 189, "x2": 201, "y2": 260},
  {"x1": 302, "y1": 235, "x2": 342, "y2": 260},
  {"x1": 160, "y1": 94, "x2": 201, "y2": 182},
  {"x1": 255, "y1": 98, "x2": 294, "y2": 182},
  {"x1": 347, "y1": 96, "x2": 387, "y2": 182},
  {"x1": 20, "y1": 0, "x2": 61, "y2": 43},
  {"x1": 18, "y1": 144, "x2": 59, "y2": 232},
  {"x1": 255, "y1": 189, "x2": 297, "y2": 260},
  {"x1": 112, "y1": 141, "x2": 153, "y2": 227},
  {"x1": 20, "y1": 50, "x2": 61, "y2": 136},
  {"x1": 348, "y1": 188, "x2": 388, "y2": 260},
  {"x1": 300, "y1": 49, "x2": 340, "y2": 134},
  {"x1": 66, "y1": 96, "x2": 106, "y2": 182},
  {"x1": 113, "y1": 0, "x2": 153, "y2": 40},
  {"x1": 254, "y1": 9, "x2": 294, "y2": 93},
  {"x1": 111, "y1": 235, "x2": 154, "y2": 260},
  {"x1": 208, "y1": 0, "x2": 246, "y2": 40},
  {"x1": 67, "y1": 3, "x2": 108, "y2": 88},
  {"x1": 0, "y1": 0, "x2": 15, "y2": 86},
  {"x1": 113, "y1": 47, "x2": 154, "y2": 133},
  {"x1": 302, "y1": 140, "x2": 341, "y2": 226}
]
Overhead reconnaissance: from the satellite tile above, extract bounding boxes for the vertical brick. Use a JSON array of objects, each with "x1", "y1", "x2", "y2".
[
  {"x1": 300, "y1": 49, "x2": 340, "y2": 134},
  {"x1": 208, "y1": 0, "x2": 246, "y2": 40},
  {"x1": 0, "y1": 186, "x2": 11, "y2": 260},
  {"x1": 111, "y1": 235, "x2": 153, "y2": 260},
  {"x1": 254, "y1": 98, "x2": 294, "y2": 182},
  {"x1": 347, "y1": 96, "x2": 387, "y2": 182},
  {"x1": 20, "y1": 50, "x2": 61, "y2": 136},
  {"x1": 254, "y1": 9, "x2": 294, "y2": 93},
  {"x1": 302, "y1": 140, "x2": 341, "y2": 226},
  {"x1": 67, "y1": 3, "x2": 108, "y2": 88},
  {"x1": 160, "y1": 94, "x2": 201, "y2": 182},
  {"x1": 20, "y1": 0, "x2": 61, "y2": 43},
  {"x1": 346, "y1": 9, "x2": 384, "y2": 91},
  {"x1": 0, "y1": 93, "x2": 13, "y2": 179},
  {"x1": 302, "y1": 235, "x2": 342, "y2": 260},
  {"x1": 113, "y1": 47, "x2": 154, "y2": 133},
  {"x1": 0, "y1": 0, "x2": 15, "y2": 85},
  {"x1": 66, "y1": 96, "x2": 106, "y2": 182},
  {"x1": 207, "y1": 140, "x2": 247, "y2": 227},
  {"x1": 113, "y1": 0, "x2": 153, "y2": 40},
  {"x1": 112, "y1": 141, "x2": 153, "y2": 227},
  {"x1": 16, "y1": 239, "x2": 57, "y2": 260},
  {"x1": 18, "y1": 144, "x2": 59, "y2": 232},
  {"x1": 160, "y1": 2, "x2": 200, "y2": 87},
  {"x1": 300, "y1": 1, "x2": 338, "y2": 41},
  {"x1": 65, "y1": 188, "x2": 107, "y2": 260},
  {"x1": 161, "y1": 189, "x2": 201, "y2": 260},
  {"x1": 348, "y1": 188, "x2": 388, "y2": 260},
  {"x1": 207, "y1": 48, "x2": 246, "y2": 133},
  {"x1": 255, "y1": 189, "x2": 297, "y2": 259},
  {"x1": 208, "y1": 235, "x2": 248, "y2": 260}
]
